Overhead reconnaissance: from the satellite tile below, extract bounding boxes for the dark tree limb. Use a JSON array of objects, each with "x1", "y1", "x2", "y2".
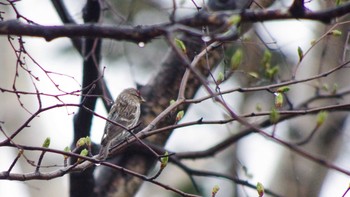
[
  {"x1": 289, "y1": 0, "x2": 305, "y2": 17},
  {"x1": 2, "y1": 3, "x2": 350, "y2": 41},
  {"x1": 50, "y1": 0, "x2": 82, "y2": 53},
  {"x1": 50, "y1": 0, "x2": 113, "y2": 110},
  {"x1": 70, "y1": 1, "x2": 101, "y2": 197}
]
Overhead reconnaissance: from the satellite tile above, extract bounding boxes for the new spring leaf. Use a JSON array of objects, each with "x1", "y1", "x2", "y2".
[
  {"x1": 230, "y1": 49, "x2": 243, "y2": 70},
  {"x1": 316, "y1": 111, "x2": 328, "y2": 127},
  {"x1": 78, "y1": 149, "x2": 89, "y2": 162},
  {"x1": 297, "y1": 46, "x2": 303, "y2": 62},
  {"x1": 176, "y1": 110, "x2": 184, "y2": 121},
  {"x1": 42, "y1": 137, "x2": 50, "y2": 148},
  {"x1": 329, "y1": 29, "x2": 342, "y2": 36},
  {"x1": 169, "y1": 99, "x2": 176, "y2": 105},
  {"x1": 217, "y1": 72, "x2": 224, "y2": 84},
  {"x1": 63, "y1": 146, "x2": 71, "y2": 159},
  {"x1": 160, "y1": 151, "x2": 169, "y2": 169},
  {"x1": 257, "y1": 182, "x2": 264, "y2": 197},
  {"x1": 80, "y1": 149, "x2": 88, "y2": 156},
  {"x1": 175, "y1": 38, "x2": 187, "y2": 53},
  {"x1": 275, "y1": 93, "x2": 283, "y2": 108},
  {"x1": 276, "y1": 86, "x2": 290, "y2": 93},
  {"x1": 212, "y1": 185, "x2": 220, "y2": 196},
  {"x1": 266, "y1": 66, "x2": 279, "y2": 79},
  {"x1": 76, "y1": 137, "x2": 86, "y2": 147},
  {"x1": 262, "y1": 50, "x2": 272, "y2": 69},
  {"x1": 85, "y1": 136, "x2": 91, "y2": 147},
  {"x1": 228, "y1": 15, "x2": 241, "y2": 25},
  {"x1": 270, "y1": 108, "x2": 280, "y2": 124}
]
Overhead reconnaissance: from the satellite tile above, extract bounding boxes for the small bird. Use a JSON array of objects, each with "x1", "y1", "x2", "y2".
[{"x1": 98, "y1": 88, "x2": 145, "y2": 160}]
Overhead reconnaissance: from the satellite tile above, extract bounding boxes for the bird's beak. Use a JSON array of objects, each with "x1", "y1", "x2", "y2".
[{"x1": 140, "y1": 96, "x2": 146, "y2": 103}]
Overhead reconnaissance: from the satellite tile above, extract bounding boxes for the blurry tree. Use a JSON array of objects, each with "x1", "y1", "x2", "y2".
[{"x1": 1, "y1": 0, "x2": 350, "y2": 197}]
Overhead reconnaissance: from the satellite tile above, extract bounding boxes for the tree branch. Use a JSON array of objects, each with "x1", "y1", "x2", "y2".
[
  {"x1": 1, "y1": 3, "x2": 350, "y2": 41},
  {"x1": 70, "y1": 1, "x2": 101, "y2": 197}
]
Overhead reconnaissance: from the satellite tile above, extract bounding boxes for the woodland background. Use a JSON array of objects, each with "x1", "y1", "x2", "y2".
[{"x1": 1, "y1": 0, "x2": 350, "y2": 196}]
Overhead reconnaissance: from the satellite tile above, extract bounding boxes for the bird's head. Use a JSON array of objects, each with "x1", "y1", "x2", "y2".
[{"x1": 121, "y1": 88, "x2": 146, "y2": 103}]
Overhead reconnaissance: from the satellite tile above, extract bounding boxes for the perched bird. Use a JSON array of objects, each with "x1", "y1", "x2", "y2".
[{"x1": 98, "y1": 88, "x2": 145, "y2": 160}]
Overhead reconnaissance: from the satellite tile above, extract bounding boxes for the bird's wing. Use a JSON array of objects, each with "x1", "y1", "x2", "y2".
[{"x1": 100, "y1": 103, "x2": 139, "y2": 145}]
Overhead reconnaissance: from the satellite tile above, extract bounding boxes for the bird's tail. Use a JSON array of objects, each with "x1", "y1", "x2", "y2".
[{"x1": 97, "y1": 142, "x2": 110, "y2": 160}]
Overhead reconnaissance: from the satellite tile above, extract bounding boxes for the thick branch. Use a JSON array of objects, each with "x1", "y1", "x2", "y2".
[
  {"x1": 1, "y1": 3, "x2": 350, "y2": 41},
  {"x1": 50, "y1": 0, "x2": 82, "y2": 52},
  {"x1": 70, "y1": 1, "x2": 101, "y2": 197}
]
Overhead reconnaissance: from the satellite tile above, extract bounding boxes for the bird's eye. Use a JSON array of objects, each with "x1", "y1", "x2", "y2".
[{"x1": 136, "y1": 90, "x2": 141, "y2": 97}]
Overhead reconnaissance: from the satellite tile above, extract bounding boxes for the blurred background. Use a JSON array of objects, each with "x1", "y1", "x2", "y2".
[{"x1": 1, "y1": 0, "x2": 350, "y2": 196}]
